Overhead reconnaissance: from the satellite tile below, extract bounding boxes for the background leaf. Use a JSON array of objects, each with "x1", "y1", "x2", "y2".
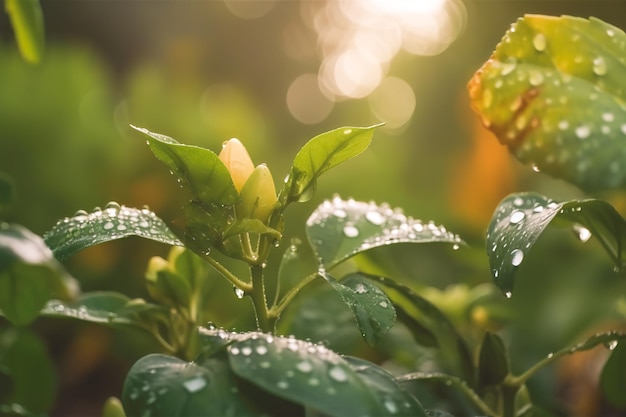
[
  {"x1": 5, "y1": 0, "x2": 45, "y2": 64},
  {"x1": 477, "y1": 332, "x2": 509, "y2": 389},
  {"x1": 487, "y1": 192, "x2": 626, "y2": 296},
  {"x1": 600, "y1": 341, "x2": 626, "y2": 409},
  {"x1": 283, "y1": 125, "x2": 380, "y2": 203},
  {"x1": 0, "y1": 223, "x2": 76, "y2": 325},
  {"x1": 318, "y1": 271, "x2": 396, "y2": 345},
  {"x1": 468, "y1": 15, "x2": 626, "y2": 192},
  {"x1": 306, "y1": 196, "x2": 462, "y2": 270},
  {"x1": 43, "y1": 203, "x2": 182, "y2": 260}
]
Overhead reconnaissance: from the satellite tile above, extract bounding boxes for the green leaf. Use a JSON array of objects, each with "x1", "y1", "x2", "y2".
[
  {"x1": 101, "y1": 397, "x2": 127, "y2": 417},
  {"x1": 43, "y1": 202, "x2": 183, "y2": 260},
  {"x1": 0, "y1": 328, "x2": 56, "y2": 413},
  {"x1": 131, "y1": 125, "x2": 238, "y2": 206},
  {"x1": 487, "y1": 192, "x2": 626, "y2": 296},
  {"x1": 227, "y1": 332, "x2": 420, "y2": 417},
  {"x1": 283, "y1": 125, "x2": 381, "y2": 203},
  {"x1": 5, "y1": 0, "x2": 45, "y2": 64},
  {"x1": 600, "y1": 340, "x2": 626, "y2": 409},
  {"x1": 477, "y1": 332, "x2": 509, "y2": 388},
  {"x1": 306, "y1": 196, "x2": 462, "y2": 270},
  {"x1": 0, "y1": 173, "x2": 14, "y2": 217},
  {"x1": 318, "y1": 271, "x2": 396, "y2": 345},
  {"x1": 365, "y1": 275, "x2": 475, "y2": 384},
  {"x1": 42, "y1": 291, "x2": 136, "y2": 326},
  {"x1": 0, "y1": 223, "x2": 76, "y2": 325},
  {"x1": 468, "y1": 15, "x2": 626, "y2": 192},
  {"x1": 122, "y1": 353, "x2": 265, "y2": 417}
]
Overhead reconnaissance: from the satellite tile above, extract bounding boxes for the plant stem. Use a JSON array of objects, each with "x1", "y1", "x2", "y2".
[
  {"x1": 269, "y1": 272, "x2": 319, "y2": 318},
  {"x1": 200, "y1": 253, "x2": 252, "y2": 292},
  {"x1": 249, "y1": 264, "x2": 273, "y2": 332}
]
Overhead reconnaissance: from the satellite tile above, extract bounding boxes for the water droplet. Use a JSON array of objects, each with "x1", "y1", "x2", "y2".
[
  {"x1": 501, "y1": 60, "x2": 517, "y2": 76},
  {"x1": 103, "y1": 221, "x2": 115, "y2": 230},
  {"x1": 533, "y1": 33, "x2": 546, "y2": 51},
  {"x1": 328, "y1": 365, "x2": 348, "y2": 382},
  {"x1": 183, "y1": 376, "x2": 207, "y2": 393},
  {"x1": 344, "y1": 129, "x2": 353, "y2": 135},
  {"x1": 558, "y1": 120, "x2": 569, "y2": 130},
  {"x1": 365, "y1": 210, "x2": 385, "y2": 225},
  {"x1": 509, "y1": 210, "x2": 525, "y2": 224},
  {"x1": 277, "y1": 380, "x2": 289, "y2": 389},
  {"x1": 296, "y1": 361, "x2": 313, "y2": 373},
  {"x1": 234, "y1": 287, "x2": 245, "y2": 299},
  {"x1": 532, "y1": 164, "x2": 541, "y2": 173},
  {"x1": 602, "y1": 112, "x2": 615, "y2": 122},
  {"x1": 573, "y1": 224, "x2": 592, "y2": 242},
  {"x1": 333, "y1": 209, "x2": 347, "y2": 218},
  {"x1": 241, "y1": 346, "x2": 252, "y2": 356},
  {"x1": 105, "y1": 201, "x2": 121, "y2": 211},
  {"x1": 308, "y1": 377, "x2": 320, "y2": 386},
  {"x1": 378, "y1": 301, "x2": 389, "y2": 308},
  {"x1": 593, "y1": 56, "x2": 607, "y2": 76},
  {"x1": 384, "y1": 398, "x2": 399, "y2": 414},
  {"x1": 343, "y1": 225, "x2": 359, "y2": 238},
  {"x1": 230, "y1": 346, "x2": 240, "y2": 355},
  {"x1": 529, "y1": 71, "x2": 544, "y2": 86},
  {"x1": 621, "y1": 124, "x2": 626, "y2": 135},
  {"x1": 511, "y1": 249, "x2": 524, "y2": 266},
  {"x1": 505, "y1": 291, "x2": 512, "y2": 299},
  {"x1": 354, "y1": 283, "x2": 368, "y2": 294},
  {"x1": 255, "y1": 345, "x2": 268, "y2": 355},
  {"x1": 452, "y1": 244, "x2": 460, "y2": 250},
  {"x1": 605, "y1": 340, "x2": 618, "y2": 350},
  {"x1": 259, "y1": 361, "x2": 271, "y2": 368},
  {"x1": 575, "y1": 125, "x2": 591, "y2": 139}
]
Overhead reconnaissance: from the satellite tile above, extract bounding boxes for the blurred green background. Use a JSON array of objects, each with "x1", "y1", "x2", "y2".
[{"x1": 1, "y1": 1, "x2": 626, "y2": 415}]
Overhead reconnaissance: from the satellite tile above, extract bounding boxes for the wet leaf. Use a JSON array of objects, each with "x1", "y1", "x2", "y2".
[
  {"x1": 0, "y1": 223, "x2": 76, "y2": 325},
  {"x1": 131, "y1": 125, "x2": 239, "y2": 206},
  {"x1": 600, "y1": 340, "x2": 626, "y2": 409},
  {"x1": 283, "y1": 125, "x2": 381, "y2": 203},
  {"x1": 306, "y1": 196, "x2": 462, "y2": 270},
  {"x1": 318, "y1": 271, "x2": 396, "y2": 345},
  {"x1": 477, "y1": 332, "x2": 509, "y2": 388},
  {"x1": 43, "y1": 203, "x2": 183, "y2": 260},
  {"x1": 5, "y1": 0, "x2": 45, "y2": 64},
  {"x1": 487, "y1": 192, "x2": 626, "y2": 296},
  {"x1": 468, "y1": 15, "x2": 626, "y2": 192}
]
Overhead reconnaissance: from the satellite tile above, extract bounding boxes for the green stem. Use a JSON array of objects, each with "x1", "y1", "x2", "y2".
[
  {"x1": 501, "y1": 378, "x2": 519, "y2": 417},
  {"x1": 397, "y1": 372, "x2": 498, "y2": 417},
  {"x1": 200, "y1": 253, "x2": 252, "y2": 292},
  {"x1": 270, "y1": 272, "x2": 319, "y2": 319},
  {"x1": 249, "y1": 264, "x2": 272, "y2": 332}
]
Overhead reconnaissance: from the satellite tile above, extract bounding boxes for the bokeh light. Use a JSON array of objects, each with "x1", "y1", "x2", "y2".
[
  {"x1": 286, "y1": 73, "x2": 335, "y2": 124},
  {"x1": 223, "y1": 0, "x2": 276, "y2": 20},
  {"x1": 368, "y1": 76, "x2": 416, "y2": 131}
]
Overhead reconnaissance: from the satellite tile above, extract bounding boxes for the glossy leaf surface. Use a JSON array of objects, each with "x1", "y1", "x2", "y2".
[
  {"x1": 468, "y1": 15, "x2": 626, "y2": 192},
  {"x1": 43, "y1": 203, "x2": 182, "y2": 260},
  {"x1": 487, "y1": 192, "x2": 626, "y2": 296},
  {"x1": 283, "y1": 125, "x2": 380, "y2": 203},
  {"x1": 0, "y1": 223, "x2": 75, "y2": 325},
  {"x1": 306, "y1": 196, "x2": 462, "y2": 269},
  {"x1": 5, "y1": 0, "x2": 45, "y2": 63},
  {"x1": 318, "y1": 272, "x2": 396, "y2": 345}
]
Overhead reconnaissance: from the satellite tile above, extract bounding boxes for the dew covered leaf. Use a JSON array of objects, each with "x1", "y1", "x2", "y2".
[
  {"x1": 318, "y1": 271, "x2": 396, "y2": 345},
  {"x1": 0, "y1": 223, "x2": 77, "y2": 325},
  {"x1": 227, "y1": 332, "x2": 419, "y2": 417},
  {"x1": 43, "y1": 203, "x2": 183, "y2": 260},
  {"x1": 283, "y1": 125, "x2": 380, "y2": 204},
  {"x1": 487, "y1": 192, "x2": 626, "y2": 296},
  {"x1": 5, "y1": 0, "x2": 45, "y2": 64},
  {"x1": 131, "y1": 125, "x2": 238, "y2": 206},
  {"x1": 468, "y1": 15, "x2": 626, "y2": 192},
  {"x1": 122, "y1": 353, "x2": 266, "y2": 417},
  {"x1": 306, "y1": 196, "x2": 462, "y2": 270}
]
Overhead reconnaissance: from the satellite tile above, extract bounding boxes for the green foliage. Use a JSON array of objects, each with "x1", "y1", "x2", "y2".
[{"x1": 4, "y1": 0, "x2": 44, "y2": 64}]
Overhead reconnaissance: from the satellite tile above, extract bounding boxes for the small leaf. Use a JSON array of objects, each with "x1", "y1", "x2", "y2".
[
  {"x1": 122, "y1": 353, "x2": 265, "y2": 417},
  {"x1": 477, "y1": 332, "x2": 509, "y2": 388},
  {"x1": 306, "y1": 196, "x2": 462, "y2": 270},
  {"x1": 318, "y1": 271, "x2": 396, "y2": 345},
  {"x1": 131, "y1": 125, "x2": 238, "y2": 206},
  {"x1": 600, "y1": 340, "x2": 626, "y2": 409},
  {"x1": 0, "y1": 223, "x2": 76, "y2": 325},
  {"x1": 43, "y1": 203, "x2": 183, "y2": 260},
  {"x1": 283, "y1": 125, "x2": 381, "y2": 203},
  {"x1": 487, "y1": 192, "x2": 626, "y2": 296},
  {"x1": 468, "y1": 15, "x2": 626, "y2": 192},
  {"x1": 5, "y1": 0, "x2": 45, "y2": 64}
]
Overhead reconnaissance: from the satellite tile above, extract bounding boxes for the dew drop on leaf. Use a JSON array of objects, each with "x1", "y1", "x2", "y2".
[
  {"x1": 604, "y1": 340, "x2": 619, "y2": 350},
  {"x1": 328, "y1": 365, "x2": 348, "y2": 382},
  {"x1": 592, "y1": 56, "x2": 607, "y2": 76},
  {"x1": 343, "y1": 224, "x2": 359, "y2": 238},
  {"x1": 511, "y1": 249, "x2": 524, "y2": 266},
  {"x1": 532, "y1": 33, "x2": 546, "y2": 51},
  {"x1": 296, "y1": 361, "x2": 313, "y2": 373},
  {"x1": 365, "y1": 210, "x2": 385, "y2": 225},
  {"x1": 234, "y1": 287, "x2": 245, "y2": 299},
  {"x1": 182, "y1": 376, "x2": 207, "y2": 393},
  {"x1": 509, "y1": 211, "x2": 525, "y2": 224},
  {"x1": 505, "y1": 291, "x2": 513, "y2": 299}
]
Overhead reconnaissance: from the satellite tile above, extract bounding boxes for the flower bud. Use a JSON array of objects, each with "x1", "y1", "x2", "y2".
[
  {"x1": 218, "y1": 138, "x2": 255, "y2": 192},
  {"x1": 238, "y1": 164, "x2": 278, "y2": 222}
]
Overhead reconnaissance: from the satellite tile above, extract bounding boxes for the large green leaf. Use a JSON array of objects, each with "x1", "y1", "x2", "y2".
[
  {"x1": 0, "y1": 328, "x2": 56, "y2": 413},
  {"x1": 131, "y1": 125, "x2": 238, "y2": 206},
  {"x1": 43, "y1": 203, "x2": 183, "y2": 260},
  {"x1": 283, "y1": 125, "x2": 381, "y2": 203},
  {"x1": 122, "y1": 353, "x2": 266, "y2": 417},
  {"x1": 5, "y1": 0, "x2": 45, "y2": 64},
  {"x1": 227, "y1": 332, "x2": 421, "y2": 417},
  {"x1": 468, "y1": 15, "x2": 626, "y2": 192},
  {"x1": 487, "y1": 192, "x2": 626, "y2": 296},
  {"x1": 0, "y1": 223, "x2": 76, "y2": 325},
  {"x1": 600, "y1": 340, "x2": 626, "y2": 409},
  {"x1": 318, "y1": 272, "x2": 396, "y2": 345},
  {"x1": 306, "y1": 196, "x2": 462, "y2": 270}
]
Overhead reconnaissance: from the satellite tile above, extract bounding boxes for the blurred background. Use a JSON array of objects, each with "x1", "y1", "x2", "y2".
[{"x1": 1, "y1": 0, "x2": 626, "y2": 415}]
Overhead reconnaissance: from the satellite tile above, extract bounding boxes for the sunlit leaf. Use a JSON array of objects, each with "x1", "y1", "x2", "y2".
[
  {"x1": 306, "y1": 196, "x2": 462, "y2": 270},
  {"x1": 318, "y1": 271, "x2": 396, "y2": 345},
  {"x1": 468, "y1": 15, "x2": 626, "y2": 192},
  {"x1": 487, "y1": 192, "x2": 626, "y2": 296},
  {"x1": 131, "y1": 125, "x2": 238, "y2": 206},
  {"x1": 283, "y1": 125, "x2": 381, "y2": 203},
  {"x1": 600, "y1": 341, "x2": 626, "y2": 409},
  {"x1": 0, "y1": 223, "x2": 76, "y2": 325},
  {"x1": 477, "y1": 332, "x2": 509, "y2": 389},
  {"x1": 43, "y1": 203, "x2": 183, "y2": 260},
  {"x1": 5, "y1": 0, "x2": 45, "y2": 64}
]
